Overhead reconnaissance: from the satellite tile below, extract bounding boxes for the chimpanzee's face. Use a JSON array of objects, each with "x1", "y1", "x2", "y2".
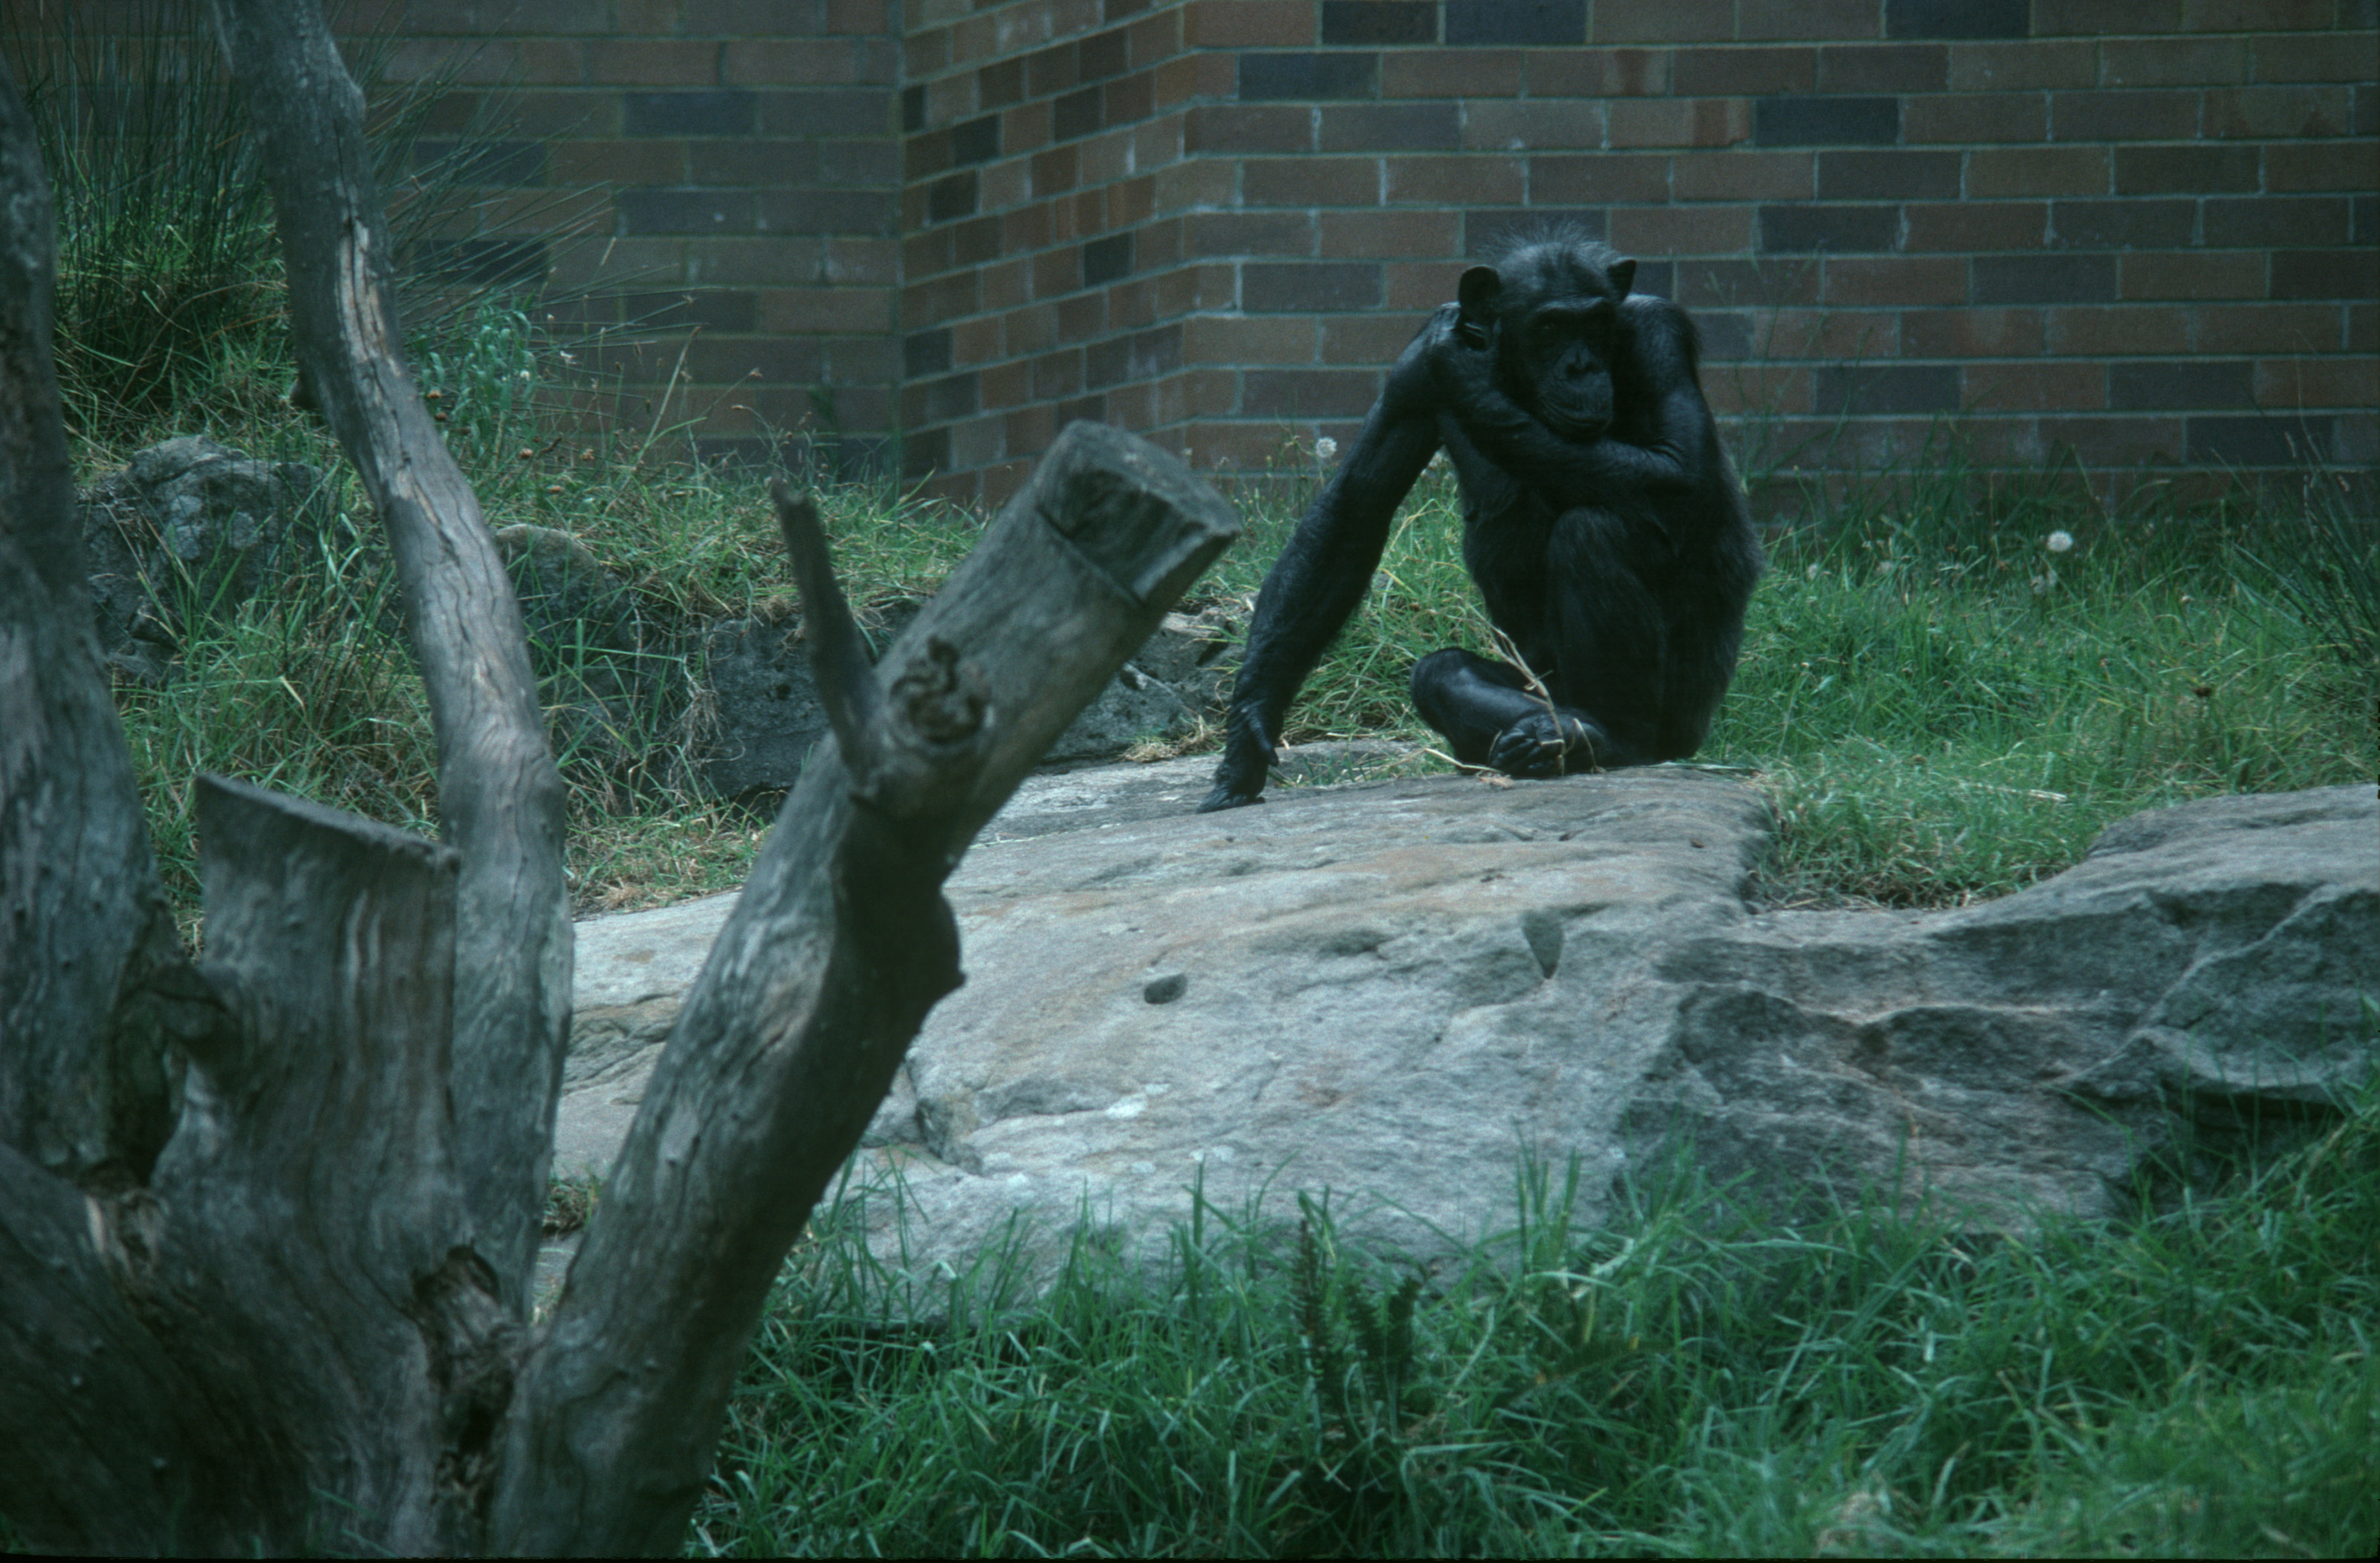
[{"x1": 1458, "y1": 244, "x2": 1638, "y2": 443}]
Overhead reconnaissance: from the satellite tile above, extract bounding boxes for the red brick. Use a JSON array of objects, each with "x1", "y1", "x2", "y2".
[
  {"x1": 1531, "y1": 153, "x2": 1673, "y2": 203},
  {"x1": 1608, "y1": 205, "x2": 1754, "y2": 254},
  {"x1": 1674, "y1": 150, "x2": 1813, "y2": 201},
  {"x1": 1004, "y1": 303, "x2": 1058, "y2": 355},
  {"x1": 1186, "y1": 315, "x2": 1315, "y2": 364},
  {"x1": 1760, "y1": 308, "x2": 1898, "y2": 359},
  {"x1": 1608, "y1": 98, "x2": 1752, "y2": 149},
  {"x1": 1595, "y1": 0, "x2": 1731, "y2": 42},
  {"x1": 2205, "y1": 85, "x2": 2355, "y2": 137},
  {"x1": 1526, "y1": 48, "x2": 1667, "y2": 97},
  {"x1": 1385, "y1": 155, "x2": 1525, "y2": 205},
  {"x1": 2119, "y1": 251, "x2": 2266, "y2": 300},
  {"x1": 1673, "y1": 257, "x2": 1823, "y2": 309},
  {"x1": 1318, "y1": 209, "x2": 1461, "y2": 257},
  {"x1": 2196, "y1": 303, "x2": 2344, "y2": 354},
  {"x1": 2050, "y1": 90, "x2": 2202, "y2": 142},
  {"x1": 1902, "y1": 307, "x2": 2045, "y2": 357},
  {"x1": 1946, "y1": 40, "x2": 2096, "y2": 91},
  {"x1": 2033, "y1": 2, "x2": 2185, "y2": 36},
  {"x1": 904, "y1": 26, "x2": 951, "y2": 78},
  {"x1": 1905, "y1": 202, "x2": 2049, "y2": 251},
  {"x1": 1963, "y1": 362, "x2": 2104, "y2": 413},
  {"x1": 1824, "y1": 257, "x2": 1966, "y2": 306},
  {"x1": 1817, "y1": 44, "x2": 1947, "y2": 94},
  {"x1": 1968, "y1": 147, "x2": 2108, "y2": 198},
  {"x1": 550, "y1": 140, "x2": 686, "y2": 184},
  {"x1": 1672, "y1": 47, "x2": 1816, "y2": 97},
  {"x1": 1737, "y1": 0, "x2": 1878, "y2": 40},
  {"x1": 2254, "y1": 356, "x2": 2377, "y2": 408},
  {"x1": 1383, "y1": 261, "x2": 1464, "y2": 310},
  {"x1": 826, "y1": 0, "x2": 892, "y2": 31},
  {"x1": 1184, "y1": 0, "x2": 1310, "y2": 47},
  {"x1": 1245, "y1": 156, "x2": 1383, "y2": 207},
  {"x1": 726, "y1": 39, "x2": 873, "y2": 85},
  {"x1": 1383, "y1": 50, "x2": 1524, "y2": 97},
  {"x1": 2265, "y1": 141, "x2": 2380, "y2": 191},
  {"x1": 2100, "y1": 36, "x2": 2248, "y2": 87},
  {"x1": 2254, "y1": 34, "x2": 2380, "y2": 83},
  {"x1": 1464, "y1": 101, "x2": 1610, "y2": 151},
  {"x1": 2046, "y1": 306, "x2": 2193, "y2": 355},
  {"x1": 1905, "y1": 93, "x2": 2048, "y2": 144},
  {"x1": 1322, "y1": 314, "x2": 1422, "y2": 363},
  {"x1": 1702, "y1": 366, "x2": 1813, "y2": 417},
  {"x1": 1129, "y1": 9, "x2": 1186, "y2": 69}
]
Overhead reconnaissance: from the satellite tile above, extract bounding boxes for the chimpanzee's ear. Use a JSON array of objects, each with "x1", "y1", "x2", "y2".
[
  {"x1": 1457, "y1": 265, "x2": 1502, "y2": 320},
  {"x1": 1605, "y1": 257, "x2": 1638, "y2": 301}
]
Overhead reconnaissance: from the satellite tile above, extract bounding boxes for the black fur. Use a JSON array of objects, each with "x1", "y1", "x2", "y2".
[{"x1": 1200, "y1": 240, "x2": 1764, "y2": 810}]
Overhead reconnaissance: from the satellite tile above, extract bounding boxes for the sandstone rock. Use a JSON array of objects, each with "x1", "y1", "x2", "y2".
[{"x1": 559, "y1": 766, "x2": 2377, "y2": 1289}]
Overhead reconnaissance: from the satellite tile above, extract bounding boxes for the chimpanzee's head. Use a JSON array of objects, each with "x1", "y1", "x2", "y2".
[{"x1": 1456, "y1": 237, "x2": 1638, "y2": 442}]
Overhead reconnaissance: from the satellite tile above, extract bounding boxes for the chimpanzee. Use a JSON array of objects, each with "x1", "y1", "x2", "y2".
[{"x1": 1199, "y1": 234, "x2": 1764, "y2": 812}]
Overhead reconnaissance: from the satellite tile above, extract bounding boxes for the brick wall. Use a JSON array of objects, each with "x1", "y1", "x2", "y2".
[
  {"x1": 898, "y1": 0, "x2": 2377, "y2": 509},
  {"x1": 18, "y1": 1, "x2": 2375, "y2": 510},
  {"x1": 354, "y1": 0, "x2": 907, "y2": 472}
]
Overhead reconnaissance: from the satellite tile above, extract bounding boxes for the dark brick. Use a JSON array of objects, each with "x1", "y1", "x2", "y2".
[
  {"x1": 764, "y1": 90, "x2": 894, "y2": 138},
  {"x1": 413, "y1": 238, "x2": 548, "y2": 287},
  {"x1": 1054, "y1": 86, "x2": 1104, "y2": 140},
  {"x1": 696, "y1": 139, "x2": 820, "y2": 186},
  {"x1": 1321, "y1": 102, "x2": 1461, "y2": 150},
  {"x1": 1322, "y1": 1, "x2": 1437, "y2": 45},
  {"x1": 1974, "y1": 254, "x2": 2116, "y2": 303},
  {"x1": 1058, "y1": 393, "x2": 1107, "y2": 427},
  {"x1": 978, "y1": 59, "x2": 1024, "y2": 110},
  {"x1": 902, "y1": 83, "x2": 925, "y2": 133},
  {"x1": 1887, "y1": 0, "x2": 2027, "y2": 36},
  {"x1": 1818, "y1": 150, "x2": 1961, "y2": 199},
  {"x1": 1815, "y1": 365, "x2": 1961, "y2": 415},
  {"x1": 1630, "y1": 260, "x2": 1677, "y2": 299},
  {"x1": 622, "y1": 290, "x2": 758, "y2": 333},
  {"x1": 925, "y1": 172, "x2": 977, "y2": 223},
  {"x1": 414, "y1": 139, "x2": 544, "y2": 187},
  {"x1": 1245, "y1": 262, "x2": 1385, "y2": 312},
  {"x1": 1107, "y1": 70, "x2": 1155, "y2": 126},
  {"x1": 951, "y1": 216, "x2": 1002, "y2": 267},
  {"x1": 905, "y1": 425, "x2": 950, "y2": 478},
  {"x1": 1027, "y1": 42, "x2": 1081, "y2": 100},
  {"x1": 1241, "y1": 54, "x2": 1380, "y2": 100},
  {"x1": 1464, "y1": 208, "x2": 1608, "y2": 257},
  {"x1": 1696, "y1": 311, "x2": 1755, "y2": 358},
  {"x1": 617, "y1": 189, "x2": 753, "y2": 234},
  {"x1": 920, "y1": 371, "x2": 979, "y2": 423},
  {"x1": 2187, "y1": 416, "x2": 2306, "y2": 466},
  {"x1": 1760, "y1": 204, "x2": 1901, "y2": 252},
  {"x1": 1445, "y1": 1, "x2": 1585, "y2": 45},
  {"x1": 1084, "y1": 231, "x2": 1136, "y2": 286},
  {"x1": 2051, "y1": 199, "x2": 2195, "y2": 249},
  {"x1": 1189, "y1": 104, "x2": 1316, "y2": 153},
  {"x1": 764, "y1": 190, "x2": 896, "y2": 235},
  {"x1": 2109, "y1": 360, "x2": 2252, "y2": 411},
  {"x1": 1085, "y1": 324, "x2": 1183, "y2": 388},
  {"x1": 1755, "y1": 97, "x2": 1900, "y2": 146},
  {"x1": 1244, "y1": 369, "x2": 1384, "y2": 417},
  {"x1": 625, "y1": 92, "x2": 754, "y2": 138},
  {"x1": 2204, "y1": 196, "x2": 2350, "y2": 248},
  {"x1": 904, "y1": 329, "x2": 952, "y2": 376},
  {"x1": 2112, "y1": 144, "x2": 2259, "y2": 195},
  {"x1": 2357, "y1": 196, "x2": 2377, "y2": 246},
  {"x1": 2272, "y1": 248, "x2": 2380, "y2": 299},
  {"x1": 951, "y1": 115, "x2": 999, "y2": 165},
  {"x1": 1079, "y1": 26, "x2": 1130, "y2": 82}
]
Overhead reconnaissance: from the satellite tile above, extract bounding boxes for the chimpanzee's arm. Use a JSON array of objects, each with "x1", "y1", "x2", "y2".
[
  {"x1": 1200, "y1": 326, "x2": 1445, "y2": 811},
  {"x1": 1430, "y1": 297, "x2": 1720, "y2": 511}
]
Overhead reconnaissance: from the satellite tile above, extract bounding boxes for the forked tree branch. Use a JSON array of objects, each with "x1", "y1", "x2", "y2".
[
  {"x1": 492, "y1": 423, "x2": 1239, "y2": 1555},
  {"x1": 202, "y1": 0, "x2": 572, "y2": 1306}
]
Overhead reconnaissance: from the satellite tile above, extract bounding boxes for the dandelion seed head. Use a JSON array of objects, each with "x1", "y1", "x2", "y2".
[
  {"x1": 2045, "y1": 530, "x2": 2074, "y2": 553},
  {"x1": 1314, "y1": 436, "x2": 1338, "y2": 462}
]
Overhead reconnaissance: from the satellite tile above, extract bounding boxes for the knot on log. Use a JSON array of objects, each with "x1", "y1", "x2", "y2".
[{"x1": 892, "y1": 637, "x2": 989, "y2": 745}]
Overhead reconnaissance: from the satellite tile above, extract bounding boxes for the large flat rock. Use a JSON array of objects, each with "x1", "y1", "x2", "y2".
[{"x1": 557, "y1": 763, "x2": 2376, "y2": 1285}]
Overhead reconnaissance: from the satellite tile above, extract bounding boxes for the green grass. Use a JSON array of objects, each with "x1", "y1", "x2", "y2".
[{"x1": 683, "y1": 1088, "x2": 2379, "y2": 1558}]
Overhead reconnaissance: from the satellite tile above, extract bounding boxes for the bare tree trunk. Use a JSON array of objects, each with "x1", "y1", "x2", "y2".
[
  {"x1": 202, "y1": 0, "x2": 573, "y2": 1307},
  {"x1": 0, "y1": 13, "x2": 1239, "y2": 1550}
]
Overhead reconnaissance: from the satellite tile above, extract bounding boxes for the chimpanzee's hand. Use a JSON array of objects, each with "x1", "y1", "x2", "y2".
[
  {"x1": 1422, "y1": 304, "x2": 1497, "y2": 401},
  {"x1": 1487, "y1": 710, "x2": 1604, "y2": 780},
  {"x1": 1198, "y1": 702, "x2": 1278, "y2": 811}
]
